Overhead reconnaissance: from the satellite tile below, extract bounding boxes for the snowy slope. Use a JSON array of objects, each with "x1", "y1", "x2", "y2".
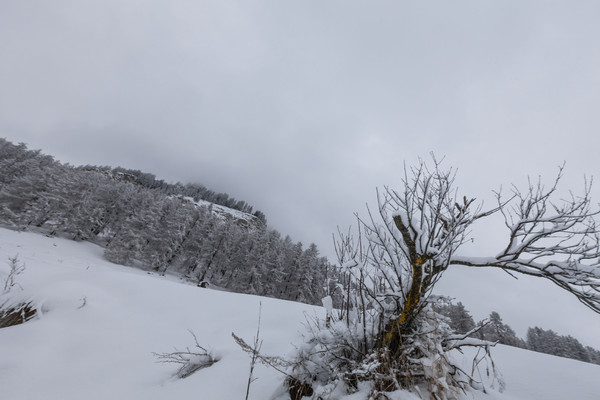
[
  {"x1": 0, "y1": 228, "x2": 599, "y2": 400},
  {"x1": 179, "y1": 195, "x2": 260, "y2": 225}
]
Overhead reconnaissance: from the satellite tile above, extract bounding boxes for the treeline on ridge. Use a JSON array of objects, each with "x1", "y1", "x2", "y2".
[
  {"x1": 0, "y1": 138, "x2": 332, "y2": 304},
  {"x1": 94, "y1": 165, "x2": 266, "y2": 223},
  {"x1": 435, "y1": 297, "x2": 600, "y2": 365}
]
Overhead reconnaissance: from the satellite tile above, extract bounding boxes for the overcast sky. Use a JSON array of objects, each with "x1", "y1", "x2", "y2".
[{"x1": 2, "y1": 1, "x2": 600, "y2": 347}]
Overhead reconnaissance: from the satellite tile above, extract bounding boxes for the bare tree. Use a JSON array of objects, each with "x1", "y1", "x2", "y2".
[
  {"x1": 350, "y1": 158, "x2": 599, "y2": 352},
  {"x1": 290, "y1": 156, "x2": 599, "y2": 397}
]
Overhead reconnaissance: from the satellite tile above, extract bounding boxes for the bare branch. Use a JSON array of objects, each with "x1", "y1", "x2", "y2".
[
  {"x1": 153, "y1": 330, "x2": 218, "y2": 379},
  {"x1": 3, "y1": 255, "x2": 25, "y2": 294},
  {"x1": 451, "y1": 167, "x2": 600, "y2": 314}
]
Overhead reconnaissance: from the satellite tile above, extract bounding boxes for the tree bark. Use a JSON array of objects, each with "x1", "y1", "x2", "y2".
[{"x1": 381, "y1": 215, "x2": 427, "y2": 356}]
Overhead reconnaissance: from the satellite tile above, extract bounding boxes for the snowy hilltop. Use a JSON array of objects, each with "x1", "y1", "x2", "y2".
[{"x1": 0, "y1": 138, "x2": 332, "y2": 305}]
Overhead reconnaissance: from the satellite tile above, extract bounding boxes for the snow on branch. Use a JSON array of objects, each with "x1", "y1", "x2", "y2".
[
  {"x1": 451, "y1": 165, "x2": 600, "y2": 313},
  {"x1": 153, "y1": 330, "x2": 218, "y2": 379}
]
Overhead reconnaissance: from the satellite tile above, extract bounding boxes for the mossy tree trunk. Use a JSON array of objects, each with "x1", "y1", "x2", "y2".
[{"x1": 382, "y1": 215, "x2": 439, "y2": 357}]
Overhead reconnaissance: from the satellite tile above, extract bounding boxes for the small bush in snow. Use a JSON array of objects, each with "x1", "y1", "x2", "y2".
[
  {"x1": 0, "y1": 254, "x2": 36, "y2": 329},
  {"x1": 0, "y1": 301, "x2": 36, "y2": 329},
  {"x1": 153, "y1": 330, "x2": 218, "y2": 379},
  {"x1": 286, "y1": 301, "x2": 501, "y2": 399}
]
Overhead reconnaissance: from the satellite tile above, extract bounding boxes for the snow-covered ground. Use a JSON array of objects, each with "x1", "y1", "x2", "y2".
[
  {"x1": 181, "y1": 195, "x2": 259, "y2": 224},
  {"x1": 1, "y1": 227, "x2": 599, "y2": 400}
]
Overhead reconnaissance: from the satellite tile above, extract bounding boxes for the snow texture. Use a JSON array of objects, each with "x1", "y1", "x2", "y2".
[{"x1": 0, "y1": 228, "x2": 599, "y2": 399}]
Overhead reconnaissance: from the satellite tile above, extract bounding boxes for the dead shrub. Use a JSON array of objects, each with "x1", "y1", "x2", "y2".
[{"x1": 0, "y1": 301, "x2": 36, "y2": 328}]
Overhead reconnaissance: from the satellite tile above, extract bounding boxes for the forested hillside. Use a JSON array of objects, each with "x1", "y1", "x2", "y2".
[{"x1": 0, "y1": 138, "x2": 333, "y2": 304}]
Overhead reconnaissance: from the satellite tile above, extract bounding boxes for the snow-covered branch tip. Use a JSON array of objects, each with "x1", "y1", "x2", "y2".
[
  {"x1": 242, "y1": 302, "x2": 263, "y2": 400},
  {"x1": 231, "y1": 332, "x2": 293, "y2": 378},
  {"x1": 153, "y1": 330, "x2": 218, "y2": 379},
  {"x1": 3, "y1": 254, "x2": 25, "y2": 294}
]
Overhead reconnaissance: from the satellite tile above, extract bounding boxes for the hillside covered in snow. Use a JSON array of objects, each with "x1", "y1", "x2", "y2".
[
  {"x1": 1, "y1": 227, "x2": 599, "y2": 400},
  {"x1": 0, "y1": 138, "x2": 333, "y2": 305}
]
